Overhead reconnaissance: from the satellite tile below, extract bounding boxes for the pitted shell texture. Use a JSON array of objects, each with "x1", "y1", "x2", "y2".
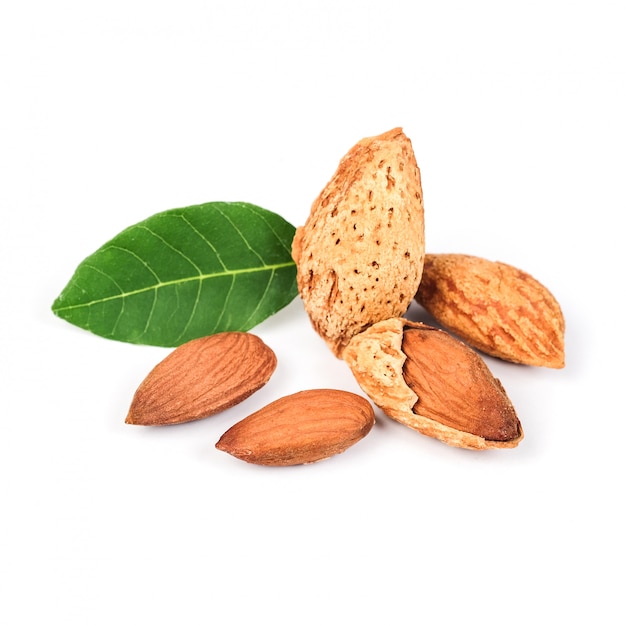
[{"x1": 292, "y1": 128, "x2": 425, "y2": 357}]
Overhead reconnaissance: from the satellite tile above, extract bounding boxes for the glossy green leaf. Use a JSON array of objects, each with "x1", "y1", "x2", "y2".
[{"x1": 52, "y1": 201, "x2": 298, "y2": 346}]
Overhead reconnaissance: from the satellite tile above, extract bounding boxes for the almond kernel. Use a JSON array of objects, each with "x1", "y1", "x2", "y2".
[
  {"x1": 215, "y1": 389, "x2": 375, "y2": 466},
  {"x1": 402, "y1": 326, "x2": 521, "y2": 443},
  {"x1": 125, "y1": 332, "x2": 277, "y2": 426},
  {"x1": 343, "y1": 318, "x2": 523, "y2": 450}
]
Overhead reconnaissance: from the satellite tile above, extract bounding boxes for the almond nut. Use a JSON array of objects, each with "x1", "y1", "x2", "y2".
[
  {"x1": 402, "y1": 326, "x2": 521, "y2": 443},
  {"x1": 343, "y1": 318, "x2": 523, "y2": 450},
  {"x1": 416, "y1": 253, "x2": 565, "y2": 368},
  {"x1": 126, "y1": 332, "x2": 277, "y2": 425},
  {"x1": 215, "y1": 389, "x2": 375, "y2": 466},
  {"x1": 292, "y1": 127, "x2": 425, "y2": 357}
]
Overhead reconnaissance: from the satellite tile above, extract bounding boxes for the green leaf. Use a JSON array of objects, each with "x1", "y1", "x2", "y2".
[{"x1": 52, "y1": 201, "x2": 298, "y2": 346}]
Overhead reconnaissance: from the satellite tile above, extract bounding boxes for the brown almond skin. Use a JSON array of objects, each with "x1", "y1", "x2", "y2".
[
  {"x1": 416, "y1": 253, "x2": 565, "y2": 368},
  {"x1": 215, "y1": 389, "x2": 375, "y2": 466},
  {"x1": 292, "y1": 128, "x2": 425, "y2": 357},
  {"x1": 402, "y1": 327, "x2": 521, "y2": 442},
  {"x1": 126, "y1": 332, "x2": 277, "y2": 426},
  {"x1": 343, "y1": 318, "x2": 523, "y2": 450}
]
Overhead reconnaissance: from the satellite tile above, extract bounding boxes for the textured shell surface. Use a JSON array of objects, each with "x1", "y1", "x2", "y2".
[{"x1": 292, "y1": 127, "x2": 425, "y2": 357}]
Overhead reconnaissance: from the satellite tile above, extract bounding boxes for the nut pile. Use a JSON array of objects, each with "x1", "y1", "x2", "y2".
[{"x1": 125, "y1": 127, "x2": 565, "y2": 464}]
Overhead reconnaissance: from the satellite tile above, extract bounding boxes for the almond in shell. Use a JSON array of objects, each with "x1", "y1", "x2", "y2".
[
  {"x1": 343, "y1": 317, "x2": 523, "y2": 450},
  {"x1": 292, "y1": 127, "x2": 425, "y2": 357},
  {"x1": 416, "y1": 253, "x2": 565, "y2": 368}
]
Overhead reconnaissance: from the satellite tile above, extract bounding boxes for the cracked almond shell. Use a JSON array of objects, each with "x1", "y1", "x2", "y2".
[
  {"x1": 342, "y1": 318, "x2": 523, "y2": 450},
  {"x1": 292, "y1": 127, "x2": 425, "y2": 357}
]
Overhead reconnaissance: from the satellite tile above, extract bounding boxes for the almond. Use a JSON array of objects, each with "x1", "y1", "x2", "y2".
[
  {"x1": 215, "y1": 389, "x2": 375, "y2": 466},
  {"x1": 402, "y1": 326, "x2": 521, "y2": 444},
  {"x1": 343, "y1": 318, "x2": 523, "y2": 450},
  {"x1": 125, "y1": 332, "x2": 277, "y2": 425},
  {"x1": 416, "y1": 253, "x2": 565, "y2": 368},
  {"x1": 292, "y1": 127, "x2": 425, "y2": 357}
]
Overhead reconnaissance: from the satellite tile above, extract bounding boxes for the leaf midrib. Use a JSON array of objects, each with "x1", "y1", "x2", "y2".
[{"x1": 54, "y1": 260, "x2": 295, "y2": 312}]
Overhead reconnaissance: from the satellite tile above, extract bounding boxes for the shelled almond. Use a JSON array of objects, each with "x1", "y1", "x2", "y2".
[
  {"x1": 343, "y1": 318, "x2": 523, "y2": 450},
  {"x1": 126, "y1": 332, "x2": 277, "y2": 426},
  {"x1": 216, "y1": 389, "x2": 375, "y2": 466}
]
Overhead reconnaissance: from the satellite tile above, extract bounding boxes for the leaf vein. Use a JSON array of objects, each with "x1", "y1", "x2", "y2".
[
  {"x1": 241, "y1": 268, "x2": 275, "y2": 329},
  {"x1": 53, "y1": 262, "x2": 295, "y2": 312},
  {"x1": 82, "y1": 263, "x2": 126, "y2": 335},
  {"x1": 211, "y1": 274, "x2": 236, "y2": 333},
  {"x1": 139, "y1": 287, "x2": 159, "y2": 341},
  {"x1": 173, "y1": 279, "x2": 202, "y2": 345},
  {"x1": 137, "y1": 225, "x2": 202, "y2": 275},
  {"x1": 175, "y1": 214, "x2": 228, "y2": 271},
  {"x1": 250, "y1": 205, "x2": 293, "y2": 256},
  {"x1": 102, "y1": 245, "x2": 162, "y2": 282},
  {"x1": 215, "y1": 205, "x2": 266, "y2": 266}
]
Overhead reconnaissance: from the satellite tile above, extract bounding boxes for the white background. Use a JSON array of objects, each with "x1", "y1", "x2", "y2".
[{"x1": 2, "y1": 1, "x2": 625, "y2": 624}]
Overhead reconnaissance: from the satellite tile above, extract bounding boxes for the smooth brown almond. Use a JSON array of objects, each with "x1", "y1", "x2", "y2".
[
  {"x1": 416, "y1": 253, "x2": 565, "y2": 368},
  {"x1": 402, "y1": 326, "x2": 522, "y2": 443},
  {"x1": 215, "y1": 389, "x2": 375, "y2": 466},
  {"x1": 343, "y1": 317, "x2": 523, "y2": 450},
  {"x1": 126, "y1": 332, "x2": 277, "y2": 426},
  {"x1": 292, "y1": 127, "x2": 425, "y2": 357}
]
